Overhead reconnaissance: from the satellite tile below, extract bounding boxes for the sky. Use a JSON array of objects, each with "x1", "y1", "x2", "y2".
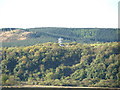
[{"x1": 0, "y1": 0, "x2": 119, "y2": 28}]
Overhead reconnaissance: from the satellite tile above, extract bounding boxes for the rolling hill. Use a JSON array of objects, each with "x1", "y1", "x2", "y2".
[{"x1": 0, "y1": 27, "x2": 119, "y2": 47}]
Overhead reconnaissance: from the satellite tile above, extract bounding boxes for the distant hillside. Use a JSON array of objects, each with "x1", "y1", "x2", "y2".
[{"x1": 0, "y1": 27, "x2": 119, "y2": 47}]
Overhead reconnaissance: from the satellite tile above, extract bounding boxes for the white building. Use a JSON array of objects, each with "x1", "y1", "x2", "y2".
[{"x1": 58, "y1": 38, "x2": 63, "y2": 46}]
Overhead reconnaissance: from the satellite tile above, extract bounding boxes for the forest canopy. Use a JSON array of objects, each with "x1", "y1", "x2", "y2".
[{"x1": 1, "y1": 42, "x2": 120, "y2": 87}]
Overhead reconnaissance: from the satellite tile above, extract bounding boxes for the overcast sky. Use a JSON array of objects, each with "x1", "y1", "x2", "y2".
[{"x1": 0, "y1": 0, "x2": 119, "y2": 28}]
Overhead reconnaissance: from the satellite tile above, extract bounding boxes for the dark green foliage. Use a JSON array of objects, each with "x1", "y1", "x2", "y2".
[{"x1": 1, "y1": 42, "x2": 120, "y2": 87}]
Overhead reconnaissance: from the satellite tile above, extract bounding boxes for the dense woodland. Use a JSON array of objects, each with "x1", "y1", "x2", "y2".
[
  {"x1": 1, "y1": 27, "x2": 119, "y2": 47},
  {"x1": 1, "y1": 42, "x2": 120, "y2": 87}
]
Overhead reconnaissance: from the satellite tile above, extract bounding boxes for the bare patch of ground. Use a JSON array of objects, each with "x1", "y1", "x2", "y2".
[{"x1": 0, "y1": 29, "x2": 32, "y2": 42}]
